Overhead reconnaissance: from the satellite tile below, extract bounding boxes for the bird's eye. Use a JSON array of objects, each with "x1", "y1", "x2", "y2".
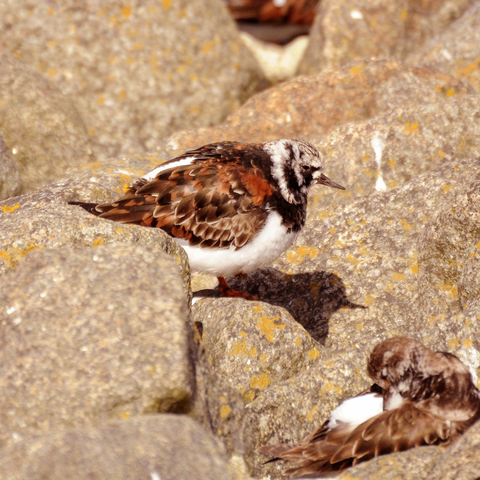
[{"x1": 302, "y1": 165, "x2": 310, "y2": 171}]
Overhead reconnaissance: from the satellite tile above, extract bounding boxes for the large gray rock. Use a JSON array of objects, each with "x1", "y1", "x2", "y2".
[
  {"x1": 427, "y1": 420, "x2": 480, "y2": 480},
  {"x1": 164, "y1": 59, "x2": 472, "y2": 153},
  {"x1": 334, "y1": 446, "x2": 444, "y2": 480},
  {"x1": 0, "y1": 243, "x2": 193, "y2": 447},
  {"x1": 409, "y1": 1, "x2": 480, "y2": 94},
  {"x1": 0, "y1": 181, "x2": 190, "y2": 292},
  {"x1": 0, "y1": 130, "x2": 21, "y2": 200},
  {"x1": 0, "y1": 0, "x2": 265, "y2": 160},
  {"x1": 298, "y1": 0, "x2": 475, "y2": 75},
  {"x1": 0, "y1": 53, "x2": 93, "y2": 194},
  {"x1": 0, "y1": 414, "x2": 243, "y2": 480}
]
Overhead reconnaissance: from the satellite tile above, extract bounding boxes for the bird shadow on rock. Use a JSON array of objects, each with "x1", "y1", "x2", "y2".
[{"x1": 193, "y1": 267, "x2": 365, "y2": 343}]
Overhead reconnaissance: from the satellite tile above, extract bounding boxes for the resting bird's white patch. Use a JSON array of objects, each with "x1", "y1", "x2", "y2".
[{"x1": 328, "y1": 393, "x2": 383, "y2": 429}]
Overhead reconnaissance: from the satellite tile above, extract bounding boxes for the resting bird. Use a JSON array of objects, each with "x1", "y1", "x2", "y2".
[
  {"x1": 259, "y1": 337, "x2": 480, "y2": 476},
  {"x1": 71, "y1": 139, "x2": 344, "y2": 299}
]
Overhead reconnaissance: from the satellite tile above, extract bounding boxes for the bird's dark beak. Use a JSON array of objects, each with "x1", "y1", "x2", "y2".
[{"x1": 317, "y1": 172, "x2": 345, "y2": 190}]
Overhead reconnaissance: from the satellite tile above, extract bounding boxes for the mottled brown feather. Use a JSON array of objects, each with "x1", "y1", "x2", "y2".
[
  {"x1": 260, "y1": 337, "x2": 480, "y2": 477},
  {"x1": 92, "y1": 144, "x2": 273, "y2": 249}
]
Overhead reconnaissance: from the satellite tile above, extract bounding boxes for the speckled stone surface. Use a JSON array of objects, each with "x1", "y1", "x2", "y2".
[
  {"x1": 0, "y1": 53, "x2": 93, "y2": 194},
  {"x1": 427, "y1": 420, "x2": 480, "y2": 480},
  {"x1": 165, "y1": 59, "x2": 472, "y2": 153},
  {"x1": 408, "y1": 1, "x2": 480, "y2": 93},
  {"x1": 0, "y1": 131, "x2": 21, "y2": 200},
  {"x1": 417, "y1": 179, "x2": 480, "y2": 320},
  {"x1": 0, "y1": 414, "x2": 244, "y2": 480},
  {"x1": 298, "y1": 0, "x2": 474, "y2": 75},
  {"x1": 0, "y1": 0, "x2": 265, "y2": 160},
  {"x1": 0, "y1": 181, "x2": 190, "y2": 295},
  {"x1": 306, "y1": 94, "x2": 480, "y2": 211},
  {"x1": 192, "y1": 299, "x2": 319, "y2": 404},
  {"x1": 334, "y1": 446, "x2": 444, "y2": 480},
  {"x1": 0, "y1": 244, "x2": 193, "y2": 448}
]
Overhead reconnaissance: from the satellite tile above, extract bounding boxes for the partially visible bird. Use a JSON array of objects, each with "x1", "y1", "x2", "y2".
[
  {"x1": 259, "y1": 337, "x2": 480, "y2": 477},
  {"x1": 71, "y1": 139, "x2": 345, "y2": 299}
]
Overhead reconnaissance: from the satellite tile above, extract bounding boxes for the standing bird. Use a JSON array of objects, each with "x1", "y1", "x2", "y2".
[
  {"x1": 260, "y1": 337, "x2": 480, "y2": 476},
  {"x1": 71, "y1": 139, "x2": 345, "y2": 299}
]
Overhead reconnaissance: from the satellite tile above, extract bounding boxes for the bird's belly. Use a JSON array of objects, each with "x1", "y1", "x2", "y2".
[{"x1": 178, "y1": 211, "x2": 298, "y2": 278}]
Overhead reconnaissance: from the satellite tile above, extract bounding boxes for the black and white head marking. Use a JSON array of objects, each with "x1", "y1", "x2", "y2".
[{"x1": 263, "y1": 139, "x2": 324, "y2": 204}]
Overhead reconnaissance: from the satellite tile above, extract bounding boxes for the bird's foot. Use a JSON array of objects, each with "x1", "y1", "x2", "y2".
[{"x1": 217, "y1": 276, "x2": 259, "y2": 301}]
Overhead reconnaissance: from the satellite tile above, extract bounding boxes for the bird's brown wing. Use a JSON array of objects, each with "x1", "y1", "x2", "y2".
[
  {"x1": 261, "y1": 403, "x2": 453, "y2": 477},
  {"x1": 92, "y1": 155, "x2": 273, "y2": 249}
]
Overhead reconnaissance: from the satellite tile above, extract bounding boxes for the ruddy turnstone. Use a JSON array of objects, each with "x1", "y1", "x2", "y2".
[
  {"x1": 71, "y1": 139, "x2": 344, "y2": 299},
  {"x1": 260, "y1": 337, "x2": 480, "y2": 476}
]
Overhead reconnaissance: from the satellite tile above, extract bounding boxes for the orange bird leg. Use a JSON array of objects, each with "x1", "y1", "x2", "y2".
[{"x1": 217, "y1": 276, "x2": 259, "y2": 301}]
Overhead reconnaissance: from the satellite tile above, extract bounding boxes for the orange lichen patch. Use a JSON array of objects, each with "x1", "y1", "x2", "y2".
[
  {"x1": 257, "y1": 315, "x2": 285, "y2": 342},
  {"x1": 250, "y1": 373, "x2": 271, "y2": 391},
  {"x1": 466, "y1": 319, "x2": 472, "y2": 326},
  {"x1": 219, "y1": 404, "x2": 231, "y2": 419},
  {"x1": 404, "y1": 122, "x2": 418, "y2": 134},
  {"x1": 346, "y1": 254, "x2": 360, "y2": 266},
  {"x1": 321, "y1": 381, "x2": 342, "y2": 396},
  {"x1": 307, "y1": 348, "x2": 320, "y2": 360},
  {"x1": 0, "y1": 244, "x2": 43, "y2": 269},
  {"x1": 1, "y1": 204, "x2": 20, "y2": 213},
  {"x1": 438, "y1": 149, "x2": 446, "y2": 158},
  {"x1": 228, "y1": 339, "x2": 258, "y2": 358},
  {"x1": 456, "y1": 58, "x2": 480, "y2": 79},
  {"x1": 119, "y1": 411, "x2": 130, "y2": 419},
  {"x1": 399, "y1": 219, "x2": 412, "y2": 231},
  {"x1": 448, "y1": 337, "x2": 460, "y2": 348},
  {"x1": 252, "y1": 305, "x2": 263, "y2": 314},
  {"x1": 317, "y1": 209, "x2": 334, "y2": 221},
  {"x1": 443, "y1": 185, "x2": 452, "y2": 193},
  {"x1": 202, "y1": 42, "x2": 213, "y2": 54},
  {"x1": 363, "y1": 295, "x2": 374, "y2": 306},
  {"x1": 92, "y1": 237, "x2": 104, "y2": 247},
  {"x1": 243, "y1": 389, "x2": 256, "y2": 402},
  {"x1": 287, "y1": 246, "x2": 319, "y2": 265},
  {"x1": 121, "y1": 5, "x2": 132, "y2": 17},
  {"x1": 388, "y1": 158, "x2": 395, "y2": 168},
  {"x1": 437, "y1": 283, "x2": 458, "y2": 300},
  {"x1": 305, "y1": 405, "x2": 318, "y2": 422},
  {"x1": 350, "y1": 66, "x2": 362, "y2": 75},
  {"x1": 400, "y1": 7, "x2": 408, "y2": 20},
  {"x1": 239, "y1": 330, "x2": 247, "y2": 337},
  {"x1": 410, "y1": 260, "x2": 418, "y2": 274},
  {"x1": 463, "y1": 338, "x2": 473, "y2": 348},
  {"x1": 259, "y1": 353, "x2": 269, "y2": 368},
  {"x1": 294, "y1": 337, "x2": 302, "y2": 347},
  {"x1": 329, "y1": 227, "x2": 336, "y2": 234},
  {"x1": 163, "y1": 0, "x2": 171, "y2": 10},
  {"x1": 392, "y1": 273, "x2": 406, "y2": 281},
  {"x1": 356, "y1": 323, "x2": 364, "y2": 330}
]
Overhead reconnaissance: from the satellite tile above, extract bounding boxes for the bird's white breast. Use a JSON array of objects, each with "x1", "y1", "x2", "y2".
[
  {"x1": 178, "y1": 210, "x2": 298, "y2": 278},
  {"x1": 328, "y1": 393, "x2": 384, "y2": 429}
]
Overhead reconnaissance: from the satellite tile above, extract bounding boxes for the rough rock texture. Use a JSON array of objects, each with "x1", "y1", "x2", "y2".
[
  {"x1": 165, "y1": 59, "x2": 472, "y2": 153},
  {"x1": 306, "y1": 94, "x2": 480, "y2": 210},
  {"x1": 0, "y1": 244, "x2": 193, "y2": 447},
  {"x1": 0, "y1": 0, "x2": 265, "y2": 160},
  {"x1": 0, "y1": 53, "x2": 93, "y2": 194},
  {"x1": 428, "y1": 420, "x2": 480, "y2": 480},
  {"x1": 0, "y1": 415, "x2": 242, "y2": 480},
  {"x1": 408, "y1": 1, "x2": 480, "y2": 93},
  {"x1": 0, "y1": 131, "x2": 21, "y2": 200},
  {"x1": 298, "y1": 0, "x2": 475, "y2": 75},
  {"x1": 192, "y1": 299, "x2": 319, "y2": 404},
  {"x1": 334, "y1": 446, "x2": 444, "y2": 480},
  {"x1": 0, "y1": 181, "x2": 190, "y2": 293}
]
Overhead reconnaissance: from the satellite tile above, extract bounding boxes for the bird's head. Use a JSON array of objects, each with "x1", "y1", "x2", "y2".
[{"x1": 263, "y1": 138, "x2": 345, "y2": 204}]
